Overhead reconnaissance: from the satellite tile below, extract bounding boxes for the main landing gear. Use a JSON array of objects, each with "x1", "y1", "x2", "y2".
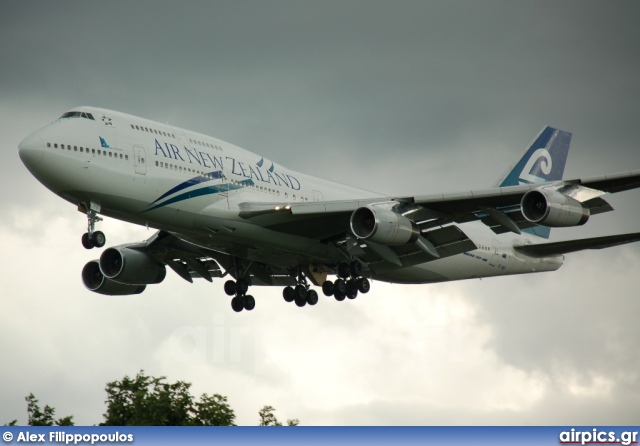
[
  {"x1": 80, "y1": 202, "x2": 106, "y2": 249},
  {"x1": 282, "y1": 272, "x2": 319, "y2": 308},
  {"x1": 321, "y1": 260, "x2": 370, "y2": 302},
  {"x1": 224, "y1": 278, "x2": 256, "y2": 313},
  {"x1": 223, "y1": 260, "x2": 370, "y2": 312}
]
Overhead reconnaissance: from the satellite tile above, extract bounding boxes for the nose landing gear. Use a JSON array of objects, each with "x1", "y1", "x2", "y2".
[{"x1": 80, "y1": 202, "x2": 106, "y2": 249}]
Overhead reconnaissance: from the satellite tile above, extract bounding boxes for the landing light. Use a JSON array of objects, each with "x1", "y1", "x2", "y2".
[{"x1": 275, "y1": 206, "x2": 281, "y2": 211}]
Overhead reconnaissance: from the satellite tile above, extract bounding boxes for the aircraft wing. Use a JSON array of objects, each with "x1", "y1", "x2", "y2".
[
  {"x1": 238, "y1": 169, "x2": 640, "y2": 239},
  {"x1": 514, "y1": 232, "x2": 640, "y2": 257},
  {"x1": 118, "y1": 230, "x2": 300, "y2": 286}
]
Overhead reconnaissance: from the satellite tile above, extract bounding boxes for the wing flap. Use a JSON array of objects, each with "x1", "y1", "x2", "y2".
[{"x1": 514, "y1": 232, "x2": 640, "y2": 257}]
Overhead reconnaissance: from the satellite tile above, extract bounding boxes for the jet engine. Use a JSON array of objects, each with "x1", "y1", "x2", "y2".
[
  {"x1": 521, "y1": 189, "x2": 590, "y2": 227},
  {"x1": 350, "y1": 206, "x2": 420, "y2": 245},
  {"x1": 82, "y1": 260, "x2": 146, "y2": 295},
  {"x1": 99, "y1": 247, "x2": 166, "y2": 285}
]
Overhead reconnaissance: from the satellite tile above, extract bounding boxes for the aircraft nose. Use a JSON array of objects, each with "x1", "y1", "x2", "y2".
[{"x1": 18, "y1": 133, "x2": 45, "y2": 168}]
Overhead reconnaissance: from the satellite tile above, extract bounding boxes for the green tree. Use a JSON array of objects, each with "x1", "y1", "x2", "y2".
[
  {"x1": 258, "y1": 405, "x2": 299, "y2": 426},
  {"x1": 25, "y1": 393, "x2": 74, "y2": 426},
  {"x1": 5, "y1": 372, "x2": 296, "y2": 426},
  {"x1": 100, "y1": 370, "x2": 236, "y2": 426}
]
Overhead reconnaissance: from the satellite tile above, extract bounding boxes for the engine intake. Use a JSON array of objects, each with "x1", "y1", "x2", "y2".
[
  {"x1": 82, "y1": 260, "x2": 146, "y2": 295},
  {"x1": 350, "y1": 206, "x2": 420, "y2": 245},
  {"x1": 99, "y1": 247, "x2": 166, "y2": 285},
  {"x1": 521, "y1": 189, "x2": 590, "y2": 227}
]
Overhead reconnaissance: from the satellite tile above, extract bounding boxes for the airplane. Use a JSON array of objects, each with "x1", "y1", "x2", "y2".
[{"x1": 18, "y1": 106, "x2": 640, "y2": 312}]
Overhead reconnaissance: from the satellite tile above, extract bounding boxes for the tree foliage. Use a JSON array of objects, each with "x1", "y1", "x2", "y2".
[
  {"x1": 25, "y1": 393, "x2": 74, "y2": 426},
  {"x1": 258, "y1": 405, "x2": 299, "y2": 427},
  {"x1": 100, "y1": 371, "x2": 236, "y2": 426},
  {"x1": 6, "y1": 371, "x2": 297, "y2": 426}
]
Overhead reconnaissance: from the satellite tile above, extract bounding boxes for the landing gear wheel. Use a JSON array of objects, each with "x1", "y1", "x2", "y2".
[
  {"x1": 224, "y1": 280, "x2": 237, "y2": 296},
  {"x1": 357, "y1": 277, "x2": 370, "y2": 294},
  {"x1": 231, "y1": 296, "x2": 244, "y2": 312},
  {"x1": 346, "y1": 279, "x2": 358, "y2": 299},
  {"x1": 294, "y1": 284, "x2": 307, "y2": 300},
  {"x1": 349, "y1": 260, "x2": 363, "y2": 278},
  {"x1": 306, "y1": 289, "x2": 318, "y2": 306},
  {"x1": 236, "y1": 278, "x2": 249, "y2": 294},
  {"x1": 81, "y1": 233, "x2": 94, "y2": 249},
  {"x1": 337, "y1": 262, "x2": 350, "y2": 279},
  {"x1": 334, "y1": 279, "x2": 347, "y2": 295},
  {"x1": 294, "y1": 295, "x2": 307, "y2": 307},
  {"x1": 322, "y1": 280, "x2": 335, "y2": 296},
  {"x1": 91, "y1": 231, "x2": 106, "y2": 248},
  {"x1": 244, "y1": 295, "x2": 255, "y2": 311},
  {"x1": 283, "y1": 286, "x2": 295, "y2": 302},
  {"x1": 334, "y1": 291, "x2": 346, "y2": 302}
]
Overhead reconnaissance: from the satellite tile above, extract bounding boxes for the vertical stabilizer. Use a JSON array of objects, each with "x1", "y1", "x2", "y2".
[{"x1": 494, "y1": 126, "x2": 572, "y2": 238}]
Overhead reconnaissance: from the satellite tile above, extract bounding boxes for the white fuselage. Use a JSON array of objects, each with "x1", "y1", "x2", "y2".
[{"x1": 18, "y1": 106, "x2": 563, "y2": 284}]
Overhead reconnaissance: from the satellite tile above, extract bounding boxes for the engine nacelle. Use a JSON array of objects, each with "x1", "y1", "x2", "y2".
[
  {"x1": 521, "y1": 189, "x2": 590, "y2": 227},
  {"x1": 350, "y1": 206, "x2": 420, "y2": 245},
  {"x1": 99, "y1": 247, "x2": 166, "y2": 285},
  {"x1": 82, "y1": 260, "x2": 146, "y2": 295}
]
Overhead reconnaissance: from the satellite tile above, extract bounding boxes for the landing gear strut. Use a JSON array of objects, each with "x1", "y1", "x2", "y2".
[{"x1": 81, "y1": 202, "x2": 106, "y2": 249}]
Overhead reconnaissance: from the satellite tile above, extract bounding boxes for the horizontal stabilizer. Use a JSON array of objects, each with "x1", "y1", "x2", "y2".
[{"x1": 514, "y1": 232, "x2": 640, "y2": 257}]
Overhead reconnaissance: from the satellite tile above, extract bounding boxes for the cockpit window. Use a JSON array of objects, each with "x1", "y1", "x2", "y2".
[{"x1": 60, "y1": 111, "x2": 95, "y2": 120}]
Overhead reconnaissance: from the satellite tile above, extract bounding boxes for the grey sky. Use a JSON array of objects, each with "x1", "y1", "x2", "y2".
[{"x1": 1, "y1": 1, "x2": 639, "y2": 425}]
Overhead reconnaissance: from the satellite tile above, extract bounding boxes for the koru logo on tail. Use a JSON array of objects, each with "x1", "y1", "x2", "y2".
[{"x1": 519, "y1": 148, "x2": 552, "y2": 184}]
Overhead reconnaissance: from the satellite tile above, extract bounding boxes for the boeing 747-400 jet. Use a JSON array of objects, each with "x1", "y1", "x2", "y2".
[{"x1": 18, "y1": 107, "x2": 640, "y2": 312}]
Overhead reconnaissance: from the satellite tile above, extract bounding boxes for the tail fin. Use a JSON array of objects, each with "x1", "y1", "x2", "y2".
[{"x1": 494, "y1": 126, "x2": 572, "y2": 238}]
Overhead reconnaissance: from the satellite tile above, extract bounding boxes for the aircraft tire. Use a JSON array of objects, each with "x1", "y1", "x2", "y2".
[
  {"x1": 283, "y1": 286, "x2": 295, "y2": 302},
  {"x1": 334, "y1": 278, "x2": 347, "y2": 295},
  {"x1": 306, "y1": 289, "x2": 318, "y2": 306},
  {"x1": 350, "y1": 260, "x2": 363, "y2": 277},
  {"x1": 237, "y1": 278, "x2": 249, "y2": 294},
  {"x1": 357, "y1": 277, "x2": 370, "y2": 294},
  {"x1": 91, "y1": 231, "x2": 106, "y2": 248},
  {"x1": 294, "y1": 284, "x2": 307, "y2": 299},
  {"x1": 231, "y1": 296, "x2": 244, "y2": 312},
  {"x1": 337, "y1": 262, "x2": 350, "y2": 279},
  {"x1": 82, "y1": 233, "x2": 94, "y2": 249},
  {"x1": 334, "y1": 291, "x2": 346, "y2": 302},
  {"x1": 294, "y1": 295, "x2": 307, "y2": 307},
  {"x1": 244, "y1": 295, "x2": 255, "y2": 311},
  {"x1": 322, "y1": 280, "x2": 334, "y2": 296},
  {"x1": 224, "y1": 280, "x2": 237, "y2": 296}
]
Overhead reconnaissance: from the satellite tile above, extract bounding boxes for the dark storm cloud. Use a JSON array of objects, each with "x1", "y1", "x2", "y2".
[{"x1": 1, "y1": 0, "x2": 640, "y2": 425}]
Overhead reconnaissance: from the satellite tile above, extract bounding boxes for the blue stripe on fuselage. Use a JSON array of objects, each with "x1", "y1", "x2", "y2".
[
  {"x1": 149, "y1": 170, "x2": 224, "y2": 205},
  {"x1": 144, "y1": 178, "x2": 253, "y2": 212}
]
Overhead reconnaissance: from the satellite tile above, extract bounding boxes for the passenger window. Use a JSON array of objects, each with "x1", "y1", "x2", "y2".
[
  {"x1": 53, "y1": 144, "x2": 57, "y2": 148},
  {"x1": 125, "y1": 155, "x2": 128, "y2": 160},
  {"x1": 92, "y1": 149, "x2": 95, "y2": 154}
]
